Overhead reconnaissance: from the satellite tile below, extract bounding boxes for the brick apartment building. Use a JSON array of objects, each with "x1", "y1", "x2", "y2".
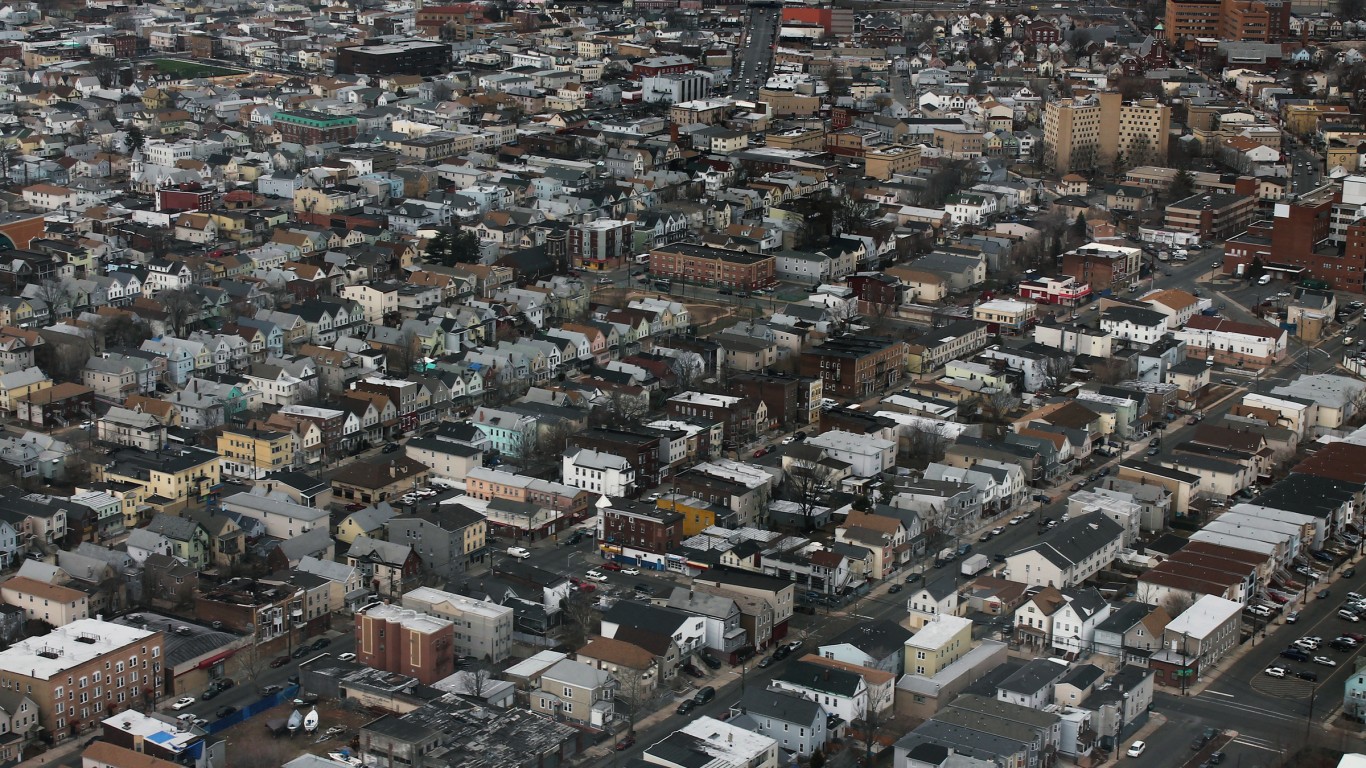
[
  {"x1": 336, "y1": 40, "x2": 453, "y2": 75},
  {"x1": 0, "y1": 619, "x2": 162, "y2": 736},
  {"x1": 1061, "y1": 242, "x2": 1144, "y2": 292},
  {"x1": 1163, "y1": 0, "x2": 1288, "y2": 43},
  {"x1": 354, "y1": 603, "x2": 455, "y2": 684},
  {"x1": 731, "y1": 372, "x2": 820, "y2": 429},
  {"x1": 567, "y1": 427, "x2": 669, "y2": 487},
  {"x1": 798, "y1": 335, "x2": 908, "y2": 399},
  {"x1": 648, "y1": 243, "x2": 777, "y2": 291},
  {"x1": 666, "y1": 392, "x2": 763, "y2": 442},
  {"x1": 601, "y1": 501, "x2": 683, "y2": 552},
  {"x1": 1165, "y1": 193, "x2": 1258, "y2": 240},
  {"x1": 273, "y1": 110, "x2": 360, "y2": 145}
]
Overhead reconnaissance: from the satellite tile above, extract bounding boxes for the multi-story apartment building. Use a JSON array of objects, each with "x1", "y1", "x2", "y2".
[
  {"x1": 570, "y1": 219, "x2": 633, "y2": 271},
  {"x1": 1043, "y1": 94, "x2": 1170, "y2": 173},
  {"x1": 98, "y1": 446, "x2": 222, "y2": 514},
  {"x1": 1163, "y1": 0, "x2": 1287, "y2": 43},
  {"x1": 354, "y1": 603, "x2": 455, "y2": 684},
  {"x1": 1, "y1": 577, "x2": 90, "y2": 626},
  {"x1": 0, "y1": 619, "x2": 161, "y2": 736},
  {"x1": 401, "y1": 587, "x2": 514, "y2": 663},
  {"x1": 666, "y1": 392, "x2": 764, "y2": 442},
  {"x1": 599, "y1": 500, "x2": 683, "y2": 553},
  {"x1": 216, "y1": 427, "x2": 295, "y2": 480},
  {"x1": 273, "y1": 110, "x2": 359, "y2": 145},
  {"x1": 648, "y1": 243, "x2": 777, "y2": 290},
  {"x1": 798, "y1": 335, "x2": 908, "y2": 399},
  {"x1": 385, "y1": 505, "x2": 487, "y2": 580},
  {"x1": 336, "y1": 40, "x2": 452, "y2": 76}
]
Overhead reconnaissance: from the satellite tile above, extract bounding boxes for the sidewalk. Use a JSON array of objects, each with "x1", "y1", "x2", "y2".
[{"x1": 16, "y1": 736, "x2": 85, "y2": 768}]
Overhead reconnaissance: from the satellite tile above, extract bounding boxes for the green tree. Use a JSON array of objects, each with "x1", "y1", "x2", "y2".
[
  {"x1": 1169, "y1": 168, "x2": 1195, "y2": 201},
  {"x1": 126, "y1": 123, "x2": 144, "y2": 154},
  {"x1": 989, "y1": 15, "x2": 1005, "y2": 39},
  {"x1": 810, "y1": 747, "x2": 827, "y2": 768},
  {"x1": 425, "y1": 228, "x2": 483, "y2": 266}
]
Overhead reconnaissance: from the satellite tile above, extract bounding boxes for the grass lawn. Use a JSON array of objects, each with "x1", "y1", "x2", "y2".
[{"x1": 150, "y1": 59, "x2": 244, "y2": 78}]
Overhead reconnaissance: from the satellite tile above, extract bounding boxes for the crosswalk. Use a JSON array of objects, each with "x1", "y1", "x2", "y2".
[{"x1": 1228, "y1": 733, "x2": 1287, "y2": 754}]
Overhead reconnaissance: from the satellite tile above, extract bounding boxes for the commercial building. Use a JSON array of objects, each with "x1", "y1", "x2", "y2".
[
  {"x1": 402, "y1": 587, "x2": 514, "y2": 663},
  {"x1": 798, "y1": 335, "x2": 908, "y2": 399},
  {"x1": 273, "y1": 110, "x2": 359, "y2": 145},
  {"x1": 1018, "y1": 275, "x2": 1091, "y2": 306},
  {"x1": 1060, "y1": 242, "x2": 1144, "y2": 292},
  {"x1": 1173, "y1": 315, "x2": 1288, "y2": 368},
  {"x1": 0, "y1": 619, "x2": 161, "y2": 735},
  {"x1": 648, "y1": 243, "x2": 776, "y2": 290},
  {"x1": 1165, "y1": 193, "x2": 1257, "y2": 240},
  {"x1": 216, "y1": 427, "x2": 295, "y2": 480},
  {"x1": 336, "y1": 40, "x2": 452, "y2": 76},
  {"x1": 1043, "y1": 94, "x2": 1170, "y2": 173},
  {"x1": 355, "y1": 603, "x2": 455, "y2": 684},
  {"x1": 599, "y1": 500, "x2": 683, "y2": 553}
]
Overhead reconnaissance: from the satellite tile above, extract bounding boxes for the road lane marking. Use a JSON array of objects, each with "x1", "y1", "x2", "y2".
[
  {"x1": 1232, "y1": 737, "x2": 1285, "y2": 753},
  {"x1": 1204, "y1": 690, "x2": 1235, "y2": 697}
]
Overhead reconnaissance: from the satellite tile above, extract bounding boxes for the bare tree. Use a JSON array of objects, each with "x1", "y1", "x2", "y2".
[
  {"x1": 229, "y1": 641, "x2": 272, "y2": 692},
  {"x1": 601, "y1": 388, "x2": 647, "y2": 427},
  {"x1": 1042, "y1": 351, "x2": 1077, "y2": 389},
  {"x1": 1163, "y1": 590, "x2": 1196, "y2": 617},
  {"x1": 30, "y1": 278, "x2": 77, "y2": 320},
  {"x1": 94, "y1": 313, "x2": 152, "y2": 351},
  {"x1": 560, "y1": 591, "x2": 598, "y2": 648},
  {"x1": 159, "y1": 289, "x2": 199, "y2": 337},
  {"x1": 903, "y1": 423, "x2": 951, "y2": 470},
  {"x1": 614, "y1": 668, "x2": 654, "y2": 739},
  {"x1": 783, "y1": 456, "x2": 835, "y2": 532}
]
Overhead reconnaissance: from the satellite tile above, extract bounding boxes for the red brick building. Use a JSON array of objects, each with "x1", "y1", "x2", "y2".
[
  {"x1": 601, "y1": 501, "x2": 683, "y2": 553},
  {"x1": 354, "y1": 603, "x2": 455, "y2": 684},
  {"x1": 798, "y1": 335, "x2": 907, "y2": 399},
  {"x1": 631, "y1": 55, "x2": 696, "y2": 79},
  {"x1": 1221, "y1": 187, "x2": 1343, "y2": 287},
  {"x1": 648, "y1": 243, "x2": 776, "y2": 291}
]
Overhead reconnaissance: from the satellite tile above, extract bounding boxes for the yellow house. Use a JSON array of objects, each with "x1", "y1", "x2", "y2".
[
  {"x1": 0, "y1": 299, "x2": 36, "y2": 328},
  {"x1": 336, "y1": 507, "x2": 393, "y2": 546},
  {"x1": 903, "y1": 615, "x2": 974, "y2": 677},
  {"x1": 98, "y1": 445, "x2": 222, "y2": 514},
  {"x1": 216, "y1": 427, "x2": 297, "y2": 481},
  {"x1": 658, "y1": 493, "x2": 730, "y2": 537},
  {"x1": 0, "y1": 367, "x2": 51, "y2": 414}
]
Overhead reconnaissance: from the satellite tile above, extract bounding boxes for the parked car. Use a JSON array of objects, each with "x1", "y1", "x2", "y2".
[
  {"x1": 260, "y1": 684, "x2": 283, "y2": 696},
  {"x1": 1297, "y1": 670, "x2": 1319, "y2": 682},
  {"x1": 600, "y1": 562, "x2": 623, "y2": 571},
  {"x1": 1127, "y1": 741, "x2": 1147, "y2": 757},
  {"x1": 1265, "y1": 666, "x2": 1288, "y2": 678},
  {"x1": 888, "y1": 584, "x2": 902, "y2": 594},
  {"x1": 215, "y1": 706, "x2": 237, "y2": 719},
  {"x1": 1286, "y1": 611, "x2": 1301, "y2": 624},
  {"x1": 615, "y1": 736, "x2": 637, "y2": 751},
  {"x1": 1340, "y1": 609, "x2": 1361, "y2": 622},
  {"x1": 699, "y1": 652, "x2": 722, "y2": 670},
  {"x1": 1281, "y1": 648, "x2": 1310, "y2": 662},
  {"x1": 171, "y1": 697, "x2": 195, "y2": 710},
  {"x1": 271, "y1": 656, "x2": 290, "y2": 668},
  {"x1": 676, "y1": 700, "x2": 696, "y2": 715},
  {"x1": 312, "y1": 638, "x2": 330, "y2": 650},
  {"x1": 693, "y1": 686, "x2": 716, "y2": 704},
  {"x1": 292, "y1": 646, "x2": 309, "y2": 658}
]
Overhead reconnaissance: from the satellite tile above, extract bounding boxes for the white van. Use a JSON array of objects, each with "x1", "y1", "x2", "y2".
[
  {"x1": 1258, "y1": 274, "x2": 1272, "y2": 285},
  {"x1": 507, "y1": 546, "x2": 531, "y2": 560}
]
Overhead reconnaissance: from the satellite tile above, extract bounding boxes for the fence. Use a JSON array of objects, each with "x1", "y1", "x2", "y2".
[{"x1": 203, "y1": 684, "x2": 301, "y2": 735}]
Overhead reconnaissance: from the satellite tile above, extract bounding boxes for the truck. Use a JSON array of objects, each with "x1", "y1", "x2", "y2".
[
  {"x1": 934, "y1": 547, "x2": 957, "y2": 568},
  {"x1": 961, "y1": 554, "x2": 991, "y2": 577},
  {"x1": 507, "y1": 546, "x2": 531, "y2": 560}
]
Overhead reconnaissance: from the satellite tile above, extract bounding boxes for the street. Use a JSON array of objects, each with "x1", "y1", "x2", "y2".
[{"x1": 732, "y1": 7, "x2": 780, "y2": 100}]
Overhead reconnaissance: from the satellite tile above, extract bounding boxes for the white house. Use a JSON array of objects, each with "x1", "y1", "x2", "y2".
[
  {"x1": 769, "y1": 659, "x2": 869, "y2": 725},
  {"x1": 1050, "y1": 588, "x2": 1112, "y2": 657},
  {"x1": 1099, "y1": 306, "x2": 1169, "y2": 349},
  {"x1": 804, "y1": 430, "x2": 896, "y2": 477},
  {"x1": 1004, "y1": 511, "x2": 1125, "y2": 589},
  {"x1": 945, "y1": 193, "x2": 997, "y2": 225},
  {"x1": 562, "y1": 447, "x2": 637, "y2": 497}
]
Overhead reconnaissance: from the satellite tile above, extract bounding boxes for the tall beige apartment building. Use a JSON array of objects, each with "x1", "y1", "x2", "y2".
[
  {"x1": 0, "y1": 619, "x2": 162, "y2": 736},
  {"x1": 1043, "y1": 94, "x2": 1171, "y2": 173}
]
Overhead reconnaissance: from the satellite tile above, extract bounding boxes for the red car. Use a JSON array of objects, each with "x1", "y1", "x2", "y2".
[
  {"x1": 270, "y1": 656, "x2": 290, "y2": 668},
  {"x1": 578, "y1": 583, "x2": 597, "y2": 593},
  {"x1": 615, "y1": 737, "x2": 636, "y2": 751},
  {"x1": 1347, "y1": 633, "x2": 1366, "y2": 643},
  {"x1": 601, "y1": 562, "x2": 623, "y2": 572}
]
